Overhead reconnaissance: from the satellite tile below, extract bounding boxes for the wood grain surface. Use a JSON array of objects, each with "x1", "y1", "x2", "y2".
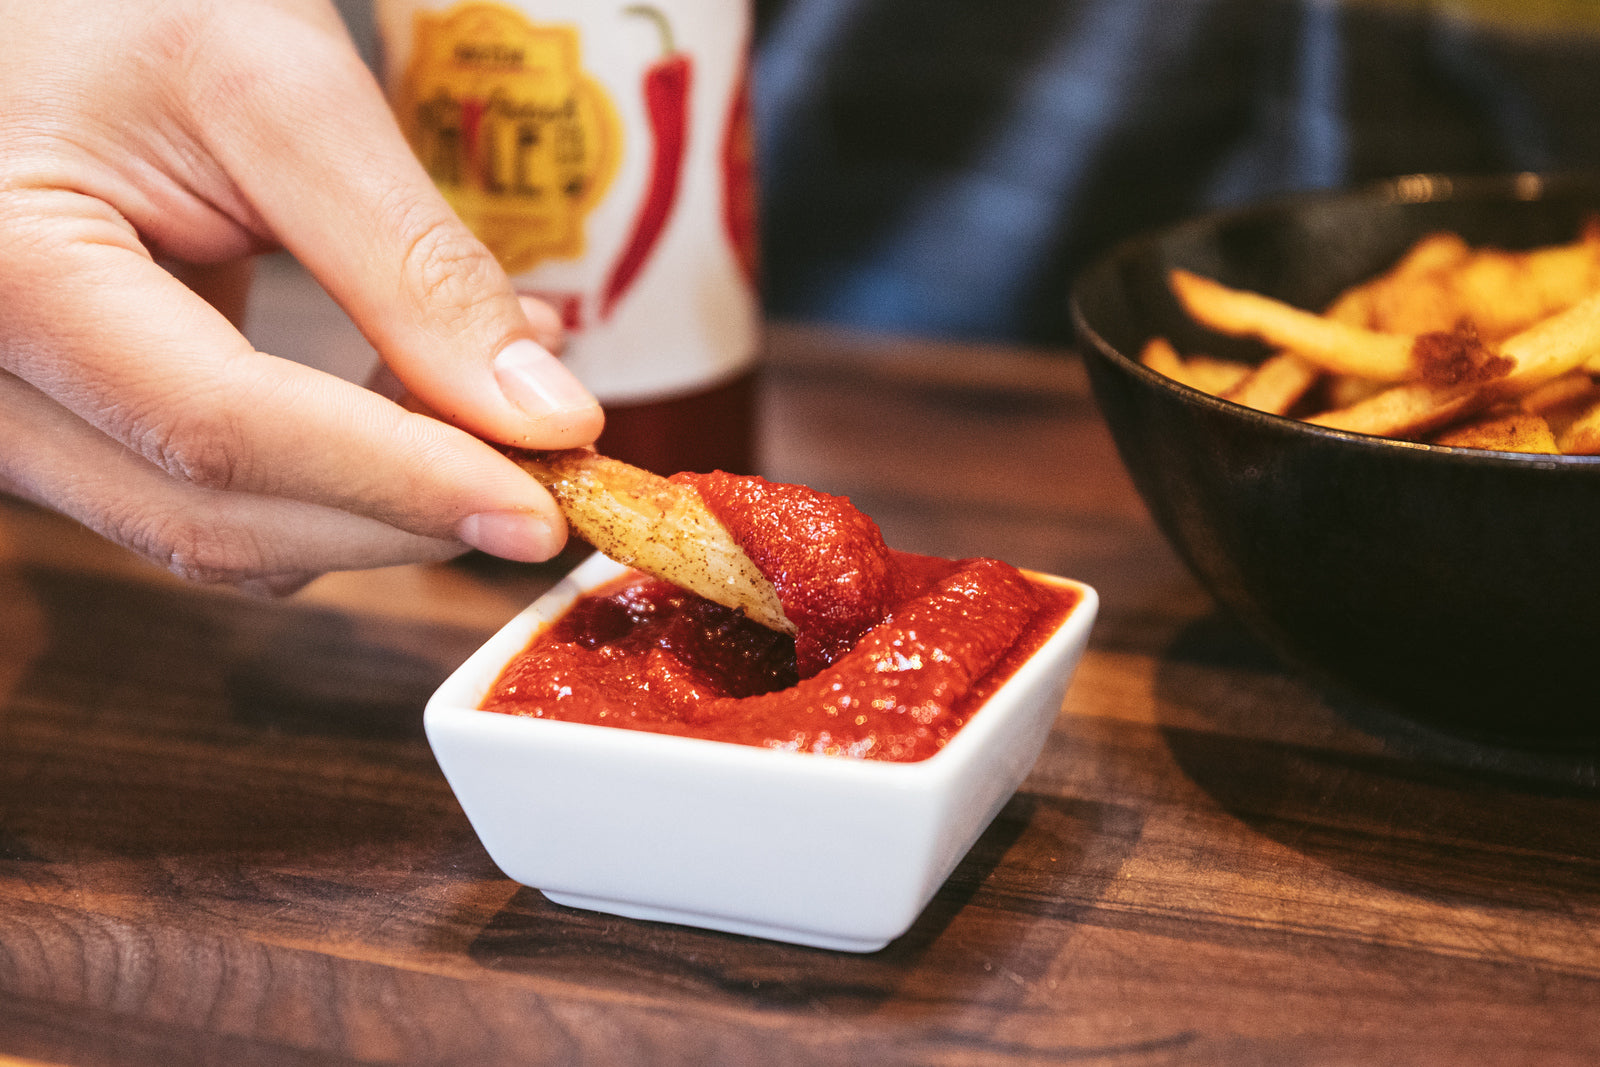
[{"x1": 2, "y1": 263, "x2": 1599, "y2": 1066}]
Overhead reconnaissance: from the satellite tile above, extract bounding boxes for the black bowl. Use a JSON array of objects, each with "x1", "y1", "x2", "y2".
[{"x1": 1070, "y1": 173, "x2": 1600, "y2": 741}]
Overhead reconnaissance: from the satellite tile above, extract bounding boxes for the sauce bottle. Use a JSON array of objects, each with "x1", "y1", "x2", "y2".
[{"x1": 374, "y1": 0, "x2": 762, "y2": 475}]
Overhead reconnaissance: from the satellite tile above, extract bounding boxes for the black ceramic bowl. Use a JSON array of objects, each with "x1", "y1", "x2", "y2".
[{"x1": 1070, "y1": 173, "x2": 1600, "y2": 741}]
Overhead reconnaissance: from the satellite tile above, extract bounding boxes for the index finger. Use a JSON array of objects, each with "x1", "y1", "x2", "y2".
[
  {"x1": 0, "y1": 190, "x2": 570, "y2": 563},
  {"x1": 185, "y1": 2, "x2": 603, "y2": 449}
]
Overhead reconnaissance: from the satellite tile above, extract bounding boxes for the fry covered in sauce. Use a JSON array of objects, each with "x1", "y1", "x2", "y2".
[{"x1": 482, "y1": 471, "x2": 1077, "y2": 762}]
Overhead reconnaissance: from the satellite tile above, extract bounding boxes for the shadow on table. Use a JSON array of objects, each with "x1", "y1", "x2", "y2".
[
  {"x1": 1149, "y1": 610, "x2": 1600, "y2": 914},
  {"x1": 466, "y1": 789, "x2": 1141, "y2": 1014},
  {"x1": 223, "y1": 611, "x2": 461, "y2": 742}
]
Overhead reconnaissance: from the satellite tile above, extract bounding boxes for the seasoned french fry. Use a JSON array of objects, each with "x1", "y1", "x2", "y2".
[
  {"x1": 1519, "y1": 369, "x2": 1596, "y2": 414},
  {"x1": 1385, "y1": 230, "x2": 1475, "y2": 278},
  {"x1": 1448, "y1": 236, "x2": 1600, "y2": 341},
  {"x1": 509, "y1": 448, "x2": 795, "y2": 634},
  {"x1": 1183, "y1": 357, "x2": 1253, "y2": 395},
  {"x1": 1138, "y1": 337, "x2": 1187, "y2": 379},
  {"x1": 1322, "y1": 373, "x2": 1389, "y2": 411},
  {"x1": 1433, "y1": 411, "x2": 1559, "y2": 453},
  {"x1": 1138, "y1": 338, "x2": 1251, "y2": 394},
  {"x1": 1556, "y1": 395, "x2": 1600, "y2": 454},
  {"x1": 1170, "y1": 269, "x2": 1418, "y2": 381},
  {"x1": 1305, "y1": 380, "x2": 1479, "y2": 438},
  {"x1": 1221, "y1": 351, "x2": 1321, "y2": 415},
  {"x1": 1325, "y1": 231, "x2": 1472, "y2": 333},
  {"x1": 1490, "y1": 289, "x2": 1600, "y2": 395}
]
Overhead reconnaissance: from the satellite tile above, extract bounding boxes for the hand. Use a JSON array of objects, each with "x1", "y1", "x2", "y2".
[{"x1": 0, "y1": 0, "x2": 604, "y2": 595}]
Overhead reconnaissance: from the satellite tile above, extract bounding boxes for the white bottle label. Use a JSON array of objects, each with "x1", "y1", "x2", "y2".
[{"x1": 376, "y1": 0, "x2": 761, "y2": 404}]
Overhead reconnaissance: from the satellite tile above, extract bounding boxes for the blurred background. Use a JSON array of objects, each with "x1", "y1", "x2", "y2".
[{"x1": 339, "y1": 0, "x2": 1600, "y2": 348}]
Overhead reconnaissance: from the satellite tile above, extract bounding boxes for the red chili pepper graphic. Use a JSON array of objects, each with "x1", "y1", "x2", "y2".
[
  {"x1": 720, "y1": 52, "x2": 760, "y2": 290},
  {"x1": 600, "y1": 4, "x2": 692, "y2": 320},
  {"x1": 460, "y1": 95, "x2": 487, "y2": 192}
]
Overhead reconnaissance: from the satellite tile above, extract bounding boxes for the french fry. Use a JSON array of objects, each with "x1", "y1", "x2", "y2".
[
  {"x1": 1169, "y1": 268, "x2": 1419, "y2": 381},
  {"x1": 1322, "y1": 373, "x2": 1390, "y2": 411},
  {"x1": 1305, "y1": 380, "x2": 1479, "y2": 438},
  {"x1": 509, "y1": 448, "x2": 795, "y2": 634},
  {"x1": 1138, "y1": 337, "x2": 1187, "y2": 380},
  {"x1": 1489, "y1": 289, "x2": 1600, "y2": 395},
  {"x1": 1221, "y1": 351, "x2": 1321, "y2": 416},
  {"x1": 1138, "y1": 338, "x2": 1251, "y2": 394},
  {"x1": 1446, "y1": 233, "x2": 1600, "y2": 341},
  {"x1": 1183, "y1": 357, "x2": 1253, "y2": 395},
  {"x1": 1381, "y1": 230, "x2": 1475, "y2": 279},
  {"x1": 1556, "y1": 395, "x2": 1600, "y2": 454},
  {"x1": 1518, "y1": 369, "x2": 1596, "y2": 415},
  {"x1": 1325, "y1": 231, "x2": 1471, "y2": 333},
  {"x1": 1433, "y1": 411, "x2": 1559, "y2": 453}
]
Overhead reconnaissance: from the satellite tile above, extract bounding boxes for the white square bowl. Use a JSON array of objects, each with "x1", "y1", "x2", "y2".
[{"x1": 424, "y1": 552, "x2": 1098, "y2": 952}]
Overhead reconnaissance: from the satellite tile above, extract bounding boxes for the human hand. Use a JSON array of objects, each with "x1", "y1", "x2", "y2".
[{"x1": 0, "y1": 0, "x2": 604, "y2": 595}]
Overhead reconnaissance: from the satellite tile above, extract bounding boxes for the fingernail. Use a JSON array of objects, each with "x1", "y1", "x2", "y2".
[
  {"x1": 456, "y1": 510, "x2": 561, "y2": 562},
  {"x1": 493, "y1": 338, "x2": 596, "y2": 417}
]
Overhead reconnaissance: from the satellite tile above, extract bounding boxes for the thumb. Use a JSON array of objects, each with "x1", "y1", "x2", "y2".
[{"x1": 195, "y1": 3, "x2": 603, "y2": 448}]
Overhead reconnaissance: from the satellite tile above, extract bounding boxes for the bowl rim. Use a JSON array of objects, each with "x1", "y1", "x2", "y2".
[
  {"x1": 425, "y1": 551, "x2": 1100, "y2": 779},
  {"x1": 1068, "y1": 170, "x2": 1600, "y2": 470}
]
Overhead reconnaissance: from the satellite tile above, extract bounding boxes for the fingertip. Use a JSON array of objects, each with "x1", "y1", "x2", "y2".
[
  {"x1": 541, "y1": 395, "x2": 607, "y2": 448},
  {"x1": 492, "y1": 338, "x2": 604, "y2": 447},
  {"x1": 456, "y1": 507, "x2": 567, "y2": 563}
]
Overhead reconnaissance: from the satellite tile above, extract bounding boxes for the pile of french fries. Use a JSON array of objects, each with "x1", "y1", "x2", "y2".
[{"x1": 1143, "y1": 218, "x2": 1600, "y2": 453}]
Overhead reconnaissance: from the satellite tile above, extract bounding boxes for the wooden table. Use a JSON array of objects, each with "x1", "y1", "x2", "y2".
[{"x1": 4, "y1": 259, "x2": 1599, "y2": 1066}]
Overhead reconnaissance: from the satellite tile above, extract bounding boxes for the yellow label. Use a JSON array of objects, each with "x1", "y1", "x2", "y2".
[{"x1": 396, "y1": 2, "x2": 622, "y2": 273}]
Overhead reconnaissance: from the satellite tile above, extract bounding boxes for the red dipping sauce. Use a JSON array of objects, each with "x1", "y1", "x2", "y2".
[{"x1": 482, "y1": 475, "x2": 1079, "y2": 762}]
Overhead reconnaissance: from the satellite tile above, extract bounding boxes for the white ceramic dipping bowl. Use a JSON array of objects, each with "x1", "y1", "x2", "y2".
[{"x1": 425, "y1": 552, "x2": 1099, "y2": 952}]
